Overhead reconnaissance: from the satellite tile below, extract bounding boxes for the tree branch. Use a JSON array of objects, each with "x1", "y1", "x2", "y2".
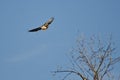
[{"x1": 53, "y1": 70, "x2": 87, "y2": 80}]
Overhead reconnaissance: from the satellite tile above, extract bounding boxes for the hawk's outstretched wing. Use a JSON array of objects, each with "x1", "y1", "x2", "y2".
[
  {"x1": 28, "y1": 27, "x2": 41, "y2": 32},
  {"x1": 28, "y1": 17, "x2": 54, "y2": 32}
]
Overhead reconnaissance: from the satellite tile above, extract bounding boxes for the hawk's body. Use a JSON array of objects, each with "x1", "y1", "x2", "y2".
[{"x1": 28, "y1": 17, "x2": 54, "y2": 32}]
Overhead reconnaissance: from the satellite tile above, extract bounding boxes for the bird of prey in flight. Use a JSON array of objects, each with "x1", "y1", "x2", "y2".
[{"x1": 28, "y1": 17, "x2": 54, "y2": 32}]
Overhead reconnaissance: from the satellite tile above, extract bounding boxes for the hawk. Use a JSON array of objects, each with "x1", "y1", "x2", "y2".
[{"x1": 28, "y1": 17, "x2": 54, "y2": 32}]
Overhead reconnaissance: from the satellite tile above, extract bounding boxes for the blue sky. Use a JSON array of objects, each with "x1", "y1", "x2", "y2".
[{"x1": 0, "y1": 0, "x2": 120, "y2": 80}]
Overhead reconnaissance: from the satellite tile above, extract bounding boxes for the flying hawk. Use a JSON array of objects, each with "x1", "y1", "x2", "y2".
[{"x1": 28, "y1": 17, "x2": 54, "y2": 32}]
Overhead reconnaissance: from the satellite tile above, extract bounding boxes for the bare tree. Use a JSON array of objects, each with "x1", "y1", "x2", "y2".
[{"x1": 53, "y1": 35, "x2": 120, "y2": 80}]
